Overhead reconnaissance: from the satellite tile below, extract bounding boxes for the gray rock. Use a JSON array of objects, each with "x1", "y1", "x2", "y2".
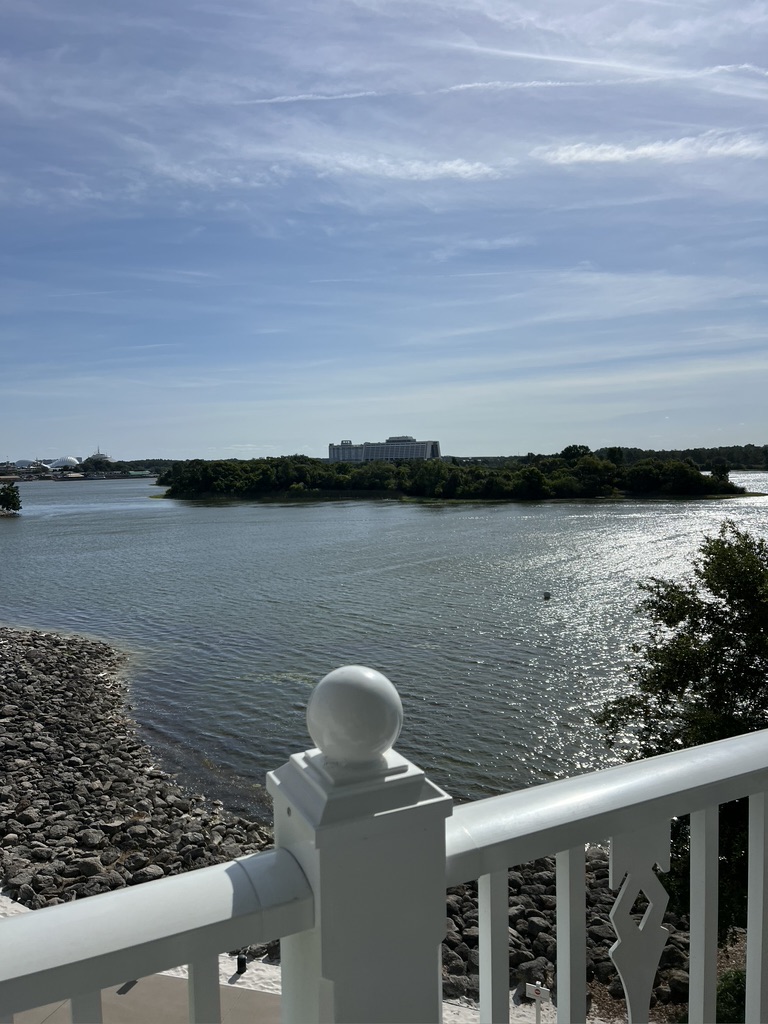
[
  {"x1": 130, "y1": 864, "x2": 165, "y2": 884},
  {"x1": 526, "y1": 916, "x2": 550, "y2": 938},
  {"x1": 78, "y1": 829, "x2": 106, "y2": 848},
  {"x1": 16, "y1": 809, "x2": 40, "y2": 825},
  {"x1": 666, "y1": 969, "x2": 689, "y2": 1003},
  {"x1": 77, "y1": 858, "x2": 105, "y2": 878},
  {"x1": 512, "y1": 957, "x2": 552, "y2": 986}
]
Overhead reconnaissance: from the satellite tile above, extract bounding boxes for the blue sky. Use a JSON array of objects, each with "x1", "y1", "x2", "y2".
[{"x1": 2, "y1": 0, "x2": 766, "y2": 461}]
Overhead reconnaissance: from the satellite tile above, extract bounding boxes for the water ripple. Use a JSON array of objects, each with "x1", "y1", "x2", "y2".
[{"x1": 3, "y1": 476, "x2": 767, "y2": 815}]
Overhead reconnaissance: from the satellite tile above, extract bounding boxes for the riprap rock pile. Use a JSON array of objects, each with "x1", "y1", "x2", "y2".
[
  {"x1": 0, "y1": 628, "x2": 271, "y2": 908},
  {"x1": 443, "y1": 852, "x2": 692, "y2": 1008}
]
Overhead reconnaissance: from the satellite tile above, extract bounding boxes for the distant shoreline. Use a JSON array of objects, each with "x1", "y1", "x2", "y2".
[{"x1": 160, "y1": 487, "x2": 764, "y2": 504}]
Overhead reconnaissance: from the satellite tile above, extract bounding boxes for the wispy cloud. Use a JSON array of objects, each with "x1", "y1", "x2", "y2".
[
  {"x1": 2, "y1": 0, "x2": 766, "y2": 456},
  {"x1": 430, "y1": 235, "x2": 531, "y2": 262},
  {"x1": 535, "y1": 131, "x2": 768, "y2": 165},
  {"x1": 236, "y1": 90, "x2": 383, "y2": 105},
  {"x1": 301, "y1": 153, "x2": 503, "y2": 181}
]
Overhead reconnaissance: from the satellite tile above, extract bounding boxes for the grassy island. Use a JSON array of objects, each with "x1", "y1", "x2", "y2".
[{"x1": 158, "y1": 451, "x2": 746, "y2": 502}]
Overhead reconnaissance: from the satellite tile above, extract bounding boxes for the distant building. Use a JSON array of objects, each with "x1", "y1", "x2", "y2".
[{"x1": 328, "y1": 435, "x2": 441, "y2": 463}]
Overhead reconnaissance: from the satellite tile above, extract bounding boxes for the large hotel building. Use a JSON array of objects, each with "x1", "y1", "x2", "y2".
[{"x1": 328, "y1": 435, "x2": 441, "y2": 463}]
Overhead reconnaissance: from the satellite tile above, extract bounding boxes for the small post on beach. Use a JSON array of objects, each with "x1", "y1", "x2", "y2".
[
  {"x1": 525, "y1": 981, "x2": 550, "y2": 1024},
  {"x1": 267, "y1": 665, "x2": 453, "y2": 1024}
]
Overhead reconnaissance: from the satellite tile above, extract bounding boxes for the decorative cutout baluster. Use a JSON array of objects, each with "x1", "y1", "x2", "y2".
[{"x1": 608, "y1": 821, "x2": 670, "y2": 1024}]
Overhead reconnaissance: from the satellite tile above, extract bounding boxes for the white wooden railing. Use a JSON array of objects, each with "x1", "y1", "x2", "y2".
[
  {"x1": 2, "y1": 665, "x2": 768, "y2": 1023},
  {"x1": 0, "y1": 848, "x2": 313, "y2": 1023},
  {"x1": 446, "y1": 731, "x2": 768, "y2": 1024}
]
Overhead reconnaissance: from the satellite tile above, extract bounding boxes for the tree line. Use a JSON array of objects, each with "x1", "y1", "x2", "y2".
[{"x1": 157, "y1": 447, "x2": 746, "y2": 501}]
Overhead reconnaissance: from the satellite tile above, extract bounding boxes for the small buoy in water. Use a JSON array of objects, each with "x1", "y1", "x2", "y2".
[
  {"x1": 237, "y1": 952, "x2": 247, "y2": 974},
  {"x1": 543, "y1": 592, "x2": 551, "y2": 600}
]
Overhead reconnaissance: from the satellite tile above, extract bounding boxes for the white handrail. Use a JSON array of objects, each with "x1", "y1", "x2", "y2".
[
  {"x1": 446, "y1": 728, "x2": 768, "y2": 885},
  {"x1": 0, "y1": 847, "x2": 313, "y2": 1017},
  {"x1": 5, "y1": 672, "x2": 768, "y2": 1024}
]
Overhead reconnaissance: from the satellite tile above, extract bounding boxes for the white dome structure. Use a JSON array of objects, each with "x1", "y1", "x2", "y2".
[{"x1": 51, "y1": 456, "x2": 80, "y2": 468}]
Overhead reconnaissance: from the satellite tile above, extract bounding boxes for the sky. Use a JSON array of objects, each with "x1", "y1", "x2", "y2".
[{"x1": 1, "y1": 0, "x2": 766, "y2": 461}]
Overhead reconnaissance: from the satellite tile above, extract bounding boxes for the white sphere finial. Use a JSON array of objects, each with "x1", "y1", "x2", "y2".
[{"x1": 307, "y1": 666, "x2": 403, "y2": 764}]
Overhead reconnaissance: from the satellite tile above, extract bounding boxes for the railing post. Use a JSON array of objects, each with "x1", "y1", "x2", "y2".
[{"x1": 267, "y1": 666, "x2": 452, "y2": 1024}]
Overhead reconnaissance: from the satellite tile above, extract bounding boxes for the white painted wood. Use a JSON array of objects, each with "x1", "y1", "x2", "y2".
[
  {"x1": 269, "y1": 666, "x2": 452, "y2": 1024},
  {"x1": 70, "y1": 989, "x2": 102, "y2": 1023},
  {"x1": 446, "y1": 728, "x2": 768, "y2": 885},
  {"x1": 608, "y1": 821, "x2": 670, "y2": 1024},
  {"x1": 688, "y1": 806, "x2": 718, "y2": 1024},
  {"x1": 5, "y1": 667, "x2": 768, "y2": 1024},
  {"x1": 478, "y1": 869, "x2": 509, "y2": 1024},
  {"x1": 189, "y1": 956, "x2": 222, "y2": 1024},
  {"x1": 555, "y1": 847, "x2": 587, "y2": 1024},
  {"x1": 747, "y1": 792, "x2": 768, "y2": 1024},
  {"x1": 0, "y1": 848, "x2": 312, "y2": 1017}
]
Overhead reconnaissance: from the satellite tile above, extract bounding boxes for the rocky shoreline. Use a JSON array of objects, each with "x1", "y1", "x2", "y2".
[
  {"x1": 0, "y1": 627, "x2": 272, "y2": 908},
  {"x1": 1, "y1": 627, "x2": 693, "y2": 1011}
]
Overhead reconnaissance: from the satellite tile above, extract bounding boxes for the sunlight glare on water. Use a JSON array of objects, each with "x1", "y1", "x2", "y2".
[{"x1": 2, "y1": 475, "x2": 766, "y2": 815}]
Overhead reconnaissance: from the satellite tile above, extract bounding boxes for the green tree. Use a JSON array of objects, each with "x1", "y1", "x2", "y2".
[
  {"x1": 511, "y1": 466, "x2": 550, "y2": 500},
  {"x1": 0, "y1": 482, "x2": 21, "y2": 513},
  {"x1": 560, "y1": 444, "x2": 592, "y2": 463},
  {"x1": 598, "y1": 520, "x2": 768, "y2": 929},
  {"x1": 598, "y1": 521, "x2": 768, "y2": 753},
  {"x1": 573, "y1": 455, "x2": 620, "y2": 497}
]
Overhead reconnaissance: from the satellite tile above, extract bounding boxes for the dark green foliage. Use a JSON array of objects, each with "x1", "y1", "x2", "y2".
[
  {"x1": 595, "y1": 443, "x2": 768, "y2": 472},
  {"x1": 560, "y1": 443, "x2": 592, "y2": 463},
  {"x1": 157, "y1": 453, "x2": 744, "y2": 503},
  {"x1": 0, "y1": 482, "x2": 21, "y2": 513},
  {"x1": 716, "y1": 969, "x2": 746, "y2": 1023},
  {"x1": 623, "y1": 458, "x2": 742, "y2": 497},
  {"x1": 598, "y1": 522, "x2": 768, "y2": 931},
  {"x1": 598, "y1": 521, "x2": 768, "y2": 753}
]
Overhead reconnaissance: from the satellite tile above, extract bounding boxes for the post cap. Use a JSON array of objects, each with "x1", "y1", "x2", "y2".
[{"x1": 307, "y1": 665, "x2": 403, "y2": 764}]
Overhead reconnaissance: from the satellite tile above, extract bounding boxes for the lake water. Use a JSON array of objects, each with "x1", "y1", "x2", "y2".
[{"x1": 2, "y1": 474, "x2": 767, "y2": 818}]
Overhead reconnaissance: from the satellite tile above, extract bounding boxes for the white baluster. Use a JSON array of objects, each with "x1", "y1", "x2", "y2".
[
  {"x1": 478, "y1": 869, "x2": 509, "y2": 1024},
  {"x1": 747, "y1": 792, "x2": 768, "y2": 1023},
  {"x1": 556, "y1": 847, "x2": 587, "y2": 1024},
  {"x1": 189, "y1": 956, "x2": 221, "y2": 1024},
  {"x1": 608, "y1": 821, "x2": 670, "y2": 1024},
  {"x1": 688, "y1": 806, "x2": 718, "y2": 1024},
  {"x1": 70, "y1": 989, "x2": 102, "y2": 1023}
]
